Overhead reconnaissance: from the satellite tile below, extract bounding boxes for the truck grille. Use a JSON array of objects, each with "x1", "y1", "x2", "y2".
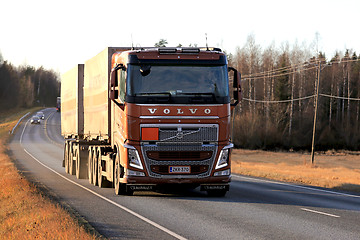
[
  {"x1": 141, "y1": 124, "x2": 218, "y2": 178},
  {"x1": 158, "y1": 125, "x2": 218, "y2": 142}
]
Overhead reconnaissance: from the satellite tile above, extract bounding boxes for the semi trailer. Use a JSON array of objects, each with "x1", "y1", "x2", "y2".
[{"x1": 61, "y1": 47, "x2": 241, "y2": 196}]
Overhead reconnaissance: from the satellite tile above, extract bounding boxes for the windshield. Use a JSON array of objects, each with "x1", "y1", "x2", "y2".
[{"x1": 126, "y1": 65, "x2": 229, "y2": 104}]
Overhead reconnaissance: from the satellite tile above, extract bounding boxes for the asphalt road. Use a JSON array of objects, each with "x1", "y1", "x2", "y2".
[{"x1": 9, "y1": 108, "x2": 360, "y2": 240}]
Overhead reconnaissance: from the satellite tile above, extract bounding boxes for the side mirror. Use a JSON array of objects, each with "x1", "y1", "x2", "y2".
[
  {"x1": 110, "y1": 89, "x2": 119, "y2": 100},
  {"x1": 228, "y1": 67, "x2": 242, "y2": 107},
  {"x1": 109, "y1": 70, "x2": 117, "y2": 101},
  {"x1": 110, "y1": 70, "x2": 117, "y2": 88},
  {"x1": 109, "y1": 66, "x2": 125, "y2": 110}
]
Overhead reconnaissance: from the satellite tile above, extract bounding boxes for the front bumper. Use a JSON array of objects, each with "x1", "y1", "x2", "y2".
[{"x1": 124, "y1": 174, "x2": 230, "y2": 183}]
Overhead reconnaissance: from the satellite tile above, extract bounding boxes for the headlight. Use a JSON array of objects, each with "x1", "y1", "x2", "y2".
[
  {"x1": 128, "y1": 148, "x2": 144, "y2": 170},
  {"x1": 215, "y1": 147, "x2": 230, "y2": 170}
]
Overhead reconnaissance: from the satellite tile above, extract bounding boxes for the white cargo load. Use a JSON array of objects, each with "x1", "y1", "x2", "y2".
[
  {"x1": 83, "y1": 47, "x2": 130, "y2": 140},
  {"x1": 61, "y1": 64, "x2": 84, "y2": 138}
]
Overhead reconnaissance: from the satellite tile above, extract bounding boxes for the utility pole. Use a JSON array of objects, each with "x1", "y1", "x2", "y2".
[{"x1": 310, "y1": 61, "x2": 321, "y2": 165}]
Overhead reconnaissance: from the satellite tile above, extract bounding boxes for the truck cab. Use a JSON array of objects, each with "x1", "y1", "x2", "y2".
[{"x1": 109, "y1": 47, "x2": 241, "y2": 196}]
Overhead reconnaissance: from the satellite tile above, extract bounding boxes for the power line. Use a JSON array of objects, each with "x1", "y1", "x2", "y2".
[
  {"x1": 242, "y1": 94, "x2": 360, "y2": 104},
  {"x1": 241, "y1": 66, "x2": 317, "y2": 81},
  {"x1": 240, "y1": 57, "x2": 360, "y2": 81},
  {"x1": 320, "y1": 93, "x2": 360, "y2": 101},
  {"x1": 241, "y1": 58, "x2": 327, "y2": 79},
  {"x1": 242, "y1": 95, "x2": 315, "y2": 103}
]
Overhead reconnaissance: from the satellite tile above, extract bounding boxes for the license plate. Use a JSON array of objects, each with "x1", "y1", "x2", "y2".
[{"x1": 169, "y1": 166, "x2": 190, "y2": 173}]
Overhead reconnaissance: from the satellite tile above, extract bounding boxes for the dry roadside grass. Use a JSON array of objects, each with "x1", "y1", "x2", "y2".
[
  {"x1": 231, "y1": 149, "x2": 360, "y2": 193},
  {"x1": 0, "y1": 109, "x2": 100, "y2": 239}
]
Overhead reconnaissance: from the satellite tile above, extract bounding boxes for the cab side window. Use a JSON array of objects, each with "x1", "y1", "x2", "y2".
[{"x1": 117, "y1": 69, "x2": 126, "y2": 102}]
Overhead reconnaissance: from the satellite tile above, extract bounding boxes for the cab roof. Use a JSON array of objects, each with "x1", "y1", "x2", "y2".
[{"x1": 112, "y1": 47, "x2": 226, "y2": 69}]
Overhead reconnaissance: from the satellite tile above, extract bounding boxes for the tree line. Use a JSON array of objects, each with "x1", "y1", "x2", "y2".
[
  {"x1": 230, "y1": 35, "x2": 360, "y2": 151},
  {"x1": 0, "y1": 52, "x2": 60, "y2": 112}
]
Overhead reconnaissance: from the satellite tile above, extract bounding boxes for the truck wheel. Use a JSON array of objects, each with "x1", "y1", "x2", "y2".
[
  {"x1": 207, "y1": 189, "x2": 227, "y2": 197},
  {"x1": 69, "y1": 144, "x2": 76, "y2": 175},
  {"x1": 114, "y1": 155, "x2": 132, "y2": 195},
  {"x1": 92, "y1": 147, "x2": 98, "y2": 186},
  {"x1": 63, "y1": 142, "x2": 67, "y2": 168},
  {"x1": 75, "y1": 149, "x2": 80, "y2": 178},
  {"x1": 64, "y1": 142, "x2": 69, "y2": 173},
  {"x1": 97, "y1": 150, "x2": 111, "y2": 188},
  {"x1": 114, "y1": 160, "x2": 123, "y2": 195},
  {"x1": 88, "y1": 147, "x2": 93, "y2": 184},
  {"x1": 75, "y1": 149, "x2": 83, "y2": 179}
]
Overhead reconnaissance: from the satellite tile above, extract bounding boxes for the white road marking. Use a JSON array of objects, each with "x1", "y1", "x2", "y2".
[
  {"x1": 233, "y1": 174, "x2": 360, "y2": 198},
  {"x1": 300, "y1": 208, "x2": 340, "y2": 218},
  {"x1": 19, "y1": 116, "x2": 187, "y2": 240}
]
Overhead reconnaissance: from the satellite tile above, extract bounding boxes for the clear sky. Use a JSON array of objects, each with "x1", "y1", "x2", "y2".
[{"x1": 0, "y1": 0, "x2": 359, "y2": 74}]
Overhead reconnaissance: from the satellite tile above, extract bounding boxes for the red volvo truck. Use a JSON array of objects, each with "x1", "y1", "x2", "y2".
[{"x1": 61, "y1": 47, "x2": 241, "y2": 196}]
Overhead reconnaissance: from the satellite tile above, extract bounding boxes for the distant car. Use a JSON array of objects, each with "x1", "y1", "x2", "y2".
[
  {"x1": 30, "y1": 116, "x2": 41, "y2": 124},
  {"x1": 36, "y1": 111, "x2": 45, "y2": 119}
]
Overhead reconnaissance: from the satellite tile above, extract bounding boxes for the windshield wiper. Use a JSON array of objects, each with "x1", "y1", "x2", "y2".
[
  {"x1": 135, "y1": 92, "x2": 171, "y2": 96},
  {"x1": 178, "y1": 92, "x2": 216, "y2": 103},
  {"x1": 179, "y1": 92, "x2": 216, "y2": 97},
  {"x1": 135, "y1": 92, "x2": 171, "y2": 103}
]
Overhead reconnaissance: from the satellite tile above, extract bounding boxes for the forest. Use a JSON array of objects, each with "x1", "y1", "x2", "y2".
[
  {"x1": 0, "y1": 52, "x2": 60, "y2": 112},
  {"x1": 229, "y1": 35, "x2": 360, "y2": 151}
]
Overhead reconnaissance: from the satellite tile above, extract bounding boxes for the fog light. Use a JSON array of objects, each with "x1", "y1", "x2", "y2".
[
  {"x1": 214, "y1": 169, "x2": 230, "y2": 176},
  {"x1": 127, "y1": 169, "x2": 145, "y2": 176}
]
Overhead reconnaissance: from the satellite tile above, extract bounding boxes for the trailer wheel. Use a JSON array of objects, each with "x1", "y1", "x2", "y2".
[
  {"x1": 88, "y1": 147, "x2": 93, "y2": 184},
  {"x1": 69, "y1": 143, "x2": 76, "y2": 175},
  {"x1": 63, "y1": 142, "x2": 67, "y2": 168},
  {"x1": 97, "y1": 148, "x2": 111, "y2": 188},
  {"x1": 64, "y1": 142, "x2": 69, "y2": 174},
  {"x1": 92, "y1": 147, "x2": 98, "y2": 186},
  {"x1": 75, "y1": 148, "x2": 85, "y2": 179}
]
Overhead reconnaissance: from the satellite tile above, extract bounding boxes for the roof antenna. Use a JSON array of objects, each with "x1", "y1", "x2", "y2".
[
  {"x1": 205, "y1": 33, "x2": 209, "y2": 51},
  {"x1": 131, "y1": 34, "x2": 134, "y2": 50}
]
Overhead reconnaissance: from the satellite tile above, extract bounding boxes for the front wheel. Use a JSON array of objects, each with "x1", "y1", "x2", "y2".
[
  {"x1": 114, "y1": 154, "x2": 133, "y2": 196},
  {"x1": 114, "y1": 159, "x2": 121, "y2": 195}
]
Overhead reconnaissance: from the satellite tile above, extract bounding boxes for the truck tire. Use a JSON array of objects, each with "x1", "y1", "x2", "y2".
[
  {"x1": 63, "y1": 142, "x2": 67, "y2": 168},
  {"x1": 97, "y1": 148, "x2": 111, "y2": 188},
  {"x1": 114, "y1": 153, "x2": 133, "y2": 195},
  {"x1": 69, "y1": 143, "x2": 76, "y2": 175},
  {"x1": 75, "y1": 147, "x2": 87, "y2": 179},
  {"x1": 114, "y1": 159, "x2": 122, "y2": 195},
  {"x1": 64, "y1": 142, "x2": 69, "y2": 174},
  {"x1": 92, "y1": 147, "x2": 98, "y2": 186},
  {"x1": 88, "y1": 147, "x2": 93, "y2": 184}
]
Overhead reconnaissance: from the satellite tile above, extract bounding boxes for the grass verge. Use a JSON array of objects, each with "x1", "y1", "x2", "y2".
[
  {"x1": 231, "y1": 149, "x2": 360, "y2": 193},
  {"x1": 0, "y1": 108, "x2": 100, "y2": 239}
]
